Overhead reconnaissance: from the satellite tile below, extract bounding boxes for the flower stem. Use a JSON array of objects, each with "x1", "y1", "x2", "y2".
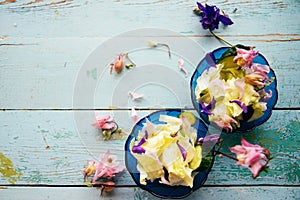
[
  {"x1": 157, "y1": 43, "x2": 171, "y2": 58},
  {"x1": 210, "y1": 30, "x2": 233, "y2": 47},
  {"x1": 215, "y1": 150, "x2": 238, "y2": 161},
  {"x1": 125, "y1": 53, "x2": 136, "y2": 67}
]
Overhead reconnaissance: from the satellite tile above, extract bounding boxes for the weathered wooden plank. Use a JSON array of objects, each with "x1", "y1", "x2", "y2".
[
  {"x1": 0, "y1": 186, "x2": 299, "y2": 200},
  {"x1": 0, "y1": 0, "x2": 299, "y2": 37},
  {"x1": 0, "y1": 37, "x2": 299, "y2": 109},
  {"x1": 0, "y1": 110, "x2": 299, "y2": 185}
]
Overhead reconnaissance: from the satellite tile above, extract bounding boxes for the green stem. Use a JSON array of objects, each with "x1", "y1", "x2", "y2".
[{"x1": 210, "y1": 30, "x2": 233, "y2": 47}]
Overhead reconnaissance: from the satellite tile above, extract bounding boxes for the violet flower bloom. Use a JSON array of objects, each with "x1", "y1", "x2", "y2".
[
  {"x1": 196, "y1": 2, "x2": 233, "y2": 31},
  {"x1": 92, "y1": 115, "x2": 116, "y2": 130},
  {"x1": 92, "y1": 151, "x2": 125, "y2": 182},
  {"x1": 230, "y1": 100, "x2": 248, "y2": 113},
  {"x1": 230, "y1": 138, "x2": 271, "y2": 178},
  {"x1": 132, "y1": 137, "x2": 146, "y2": 154}
]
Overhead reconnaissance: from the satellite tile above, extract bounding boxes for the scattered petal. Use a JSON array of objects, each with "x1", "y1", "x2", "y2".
[
  {"x1": 178, "y1": 59, "x2": 188, "y2": 75},
  {"x1": 110, "y1": 53, "x2": 125, "y2": 74},
  {"x1": 129, "y1": 91, "x2": 144, "y2": 101},
  {"x1": 92, "y1": 115, "x2": 116, "y2": 130},
  {"x1": 131, "y1": 107, "x2": 140, "y2": 123},
  {"x1": 148, "y1": 40, "x2": 158, "y2": 47}
]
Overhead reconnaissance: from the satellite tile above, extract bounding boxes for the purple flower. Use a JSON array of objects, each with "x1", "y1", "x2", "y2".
[
  {"x1": 230, "y1": 100, "x2": 248, "y2": 113},
  {"x1": 196, "y1": 2, "x2": 233, "y2": 31},
  {"x1": 201, "y1": 98, "x2": 216, "y2": 115},
  {"x1": 177, "y1": 141, "x2": 187, "y2": 161},
  {"x1": 198, "y1": 134, "x2": 220, "y2": 145},
  {"x1": 132, "y1": 137, "x2": 146, "y2": 154}
]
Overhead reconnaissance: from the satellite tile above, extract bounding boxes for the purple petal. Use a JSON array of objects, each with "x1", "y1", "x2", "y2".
[
  {"x1": 137, "y1": 137, "x2": 146, "y2": 146},
  {"x1": 219, "y1": 15, "x2": 233, "y2": 25},
  {"x1": 198, "y1": 134, "x2": 220, "y2": 145},
  {"x1": 132, "y1": 146, "x2": 146, "y2": 154},
  {"x1": 132, "y1": 137, "x2": 147, "y2": 154},
  {"x1": 230, "y1": 100, "x2": 248, "y2": 113},
  {"x1": 207, "y1": 98, "x2": 216, "y2": 110},
  {"x1": 201, "y1": 102, "x2": 213, "y2": 115},
  {"x1": 201, "y1": 98, "x2": 216, "y2": 115},
  {"x1": 203, "y1": 134, "x2": 220, "y2": 143},
  {"x1": 197, "y1": 2, "x2": 205, "y2": 11},
  {"x1": 177, "y1": 141, "x2": 187, "y2": 161}
]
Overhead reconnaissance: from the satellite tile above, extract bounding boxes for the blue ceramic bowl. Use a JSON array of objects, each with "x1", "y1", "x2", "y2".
[
  {"x1": 125, "y1": 109, "x2": 215, "y2": 199},
  {"x1": 190, "y1": 47, "x2": 278, "y2": 132}
]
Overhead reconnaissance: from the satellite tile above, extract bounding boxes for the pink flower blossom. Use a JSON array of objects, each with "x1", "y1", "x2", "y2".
[
  {"x1": 230, "y1": 138, "x2": 270, "y2": 178},
  {"x1": 92, "y1": 115, "x2": 116, "y2": 130},
  {"x1": 245, "y1": 73, "x2": 267, "y2": 86},
  {"x1": 245, "y1": 63, "x2": 270, "y2": 86},
  {"x1": 233, "y1": 48, "x2": 258, "y2": 68},
  {"x1": 92, "y1": 151, "x2": 125, "y2": 182},
  {"x1": 110, "y1": 53, "x2": 125, "y2": 74},
  {"x1": 213, "y1": 114, "x2": 239, "y2": 133},
  {"x1": 259, "y1": 89, "x2": 273, "y2": 101}
]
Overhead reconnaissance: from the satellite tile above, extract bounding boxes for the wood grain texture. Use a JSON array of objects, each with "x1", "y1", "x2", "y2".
[
  {"x1": 0, "y1": 0, "x2": 299, "y2": 37},
  {"x1": 0, "y1": 186, "x2": 299, "y2": 200},
  {"x1": 0, "y1": 0, "x2": 299, "y2": 199},
  {"x1": 0, "y1": 37, "x2": 299, "y2": 109},
  {"x1": 0, "y1": 110, "x2": 299, "y2": 185}
]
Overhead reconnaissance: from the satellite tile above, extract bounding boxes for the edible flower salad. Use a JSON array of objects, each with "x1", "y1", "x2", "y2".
[
  {"x1": 130, "y1": 113, "x2": 203, "y2": 188},
  {"x1": 195, "y1": 45, "x2": 274, "y2": 132}
]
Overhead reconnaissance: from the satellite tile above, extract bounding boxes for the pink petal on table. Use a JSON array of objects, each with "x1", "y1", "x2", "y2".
[
  {"x1": 131, "y1": 107, "x2": 140, "y2": 123},
  {"x1": 92, "y1": 115, "x2": 115, "y2": 129},
  {"x1": 129, "y1": 91, "x2": 144, "y2": 101},
  {"x1": 178, "y1": 59, "x2": 188, "y2": 75}
]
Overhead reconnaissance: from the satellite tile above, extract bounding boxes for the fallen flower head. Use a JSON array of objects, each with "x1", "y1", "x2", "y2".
[
  {"x1": 195, "y1": 2, "x2": 233, "y2": 31},
  {"x1": 92, "y1": 115, "x2": 120, "y2": 140},
  {"x1": 230, "y1": 138, "x2": 271, "y2": 178},
  {"x1": 110, "y1": 53, "x2": 125, "y2": 74},
  {"x1": 83, "y1": 151, "x2": 125, "y2": 183}
]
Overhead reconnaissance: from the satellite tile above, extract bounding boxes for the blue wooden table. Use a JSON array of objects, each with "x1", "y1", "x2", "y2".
[{"x1": 0, "y1": 0, "x2": 299, "y2": 199}]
